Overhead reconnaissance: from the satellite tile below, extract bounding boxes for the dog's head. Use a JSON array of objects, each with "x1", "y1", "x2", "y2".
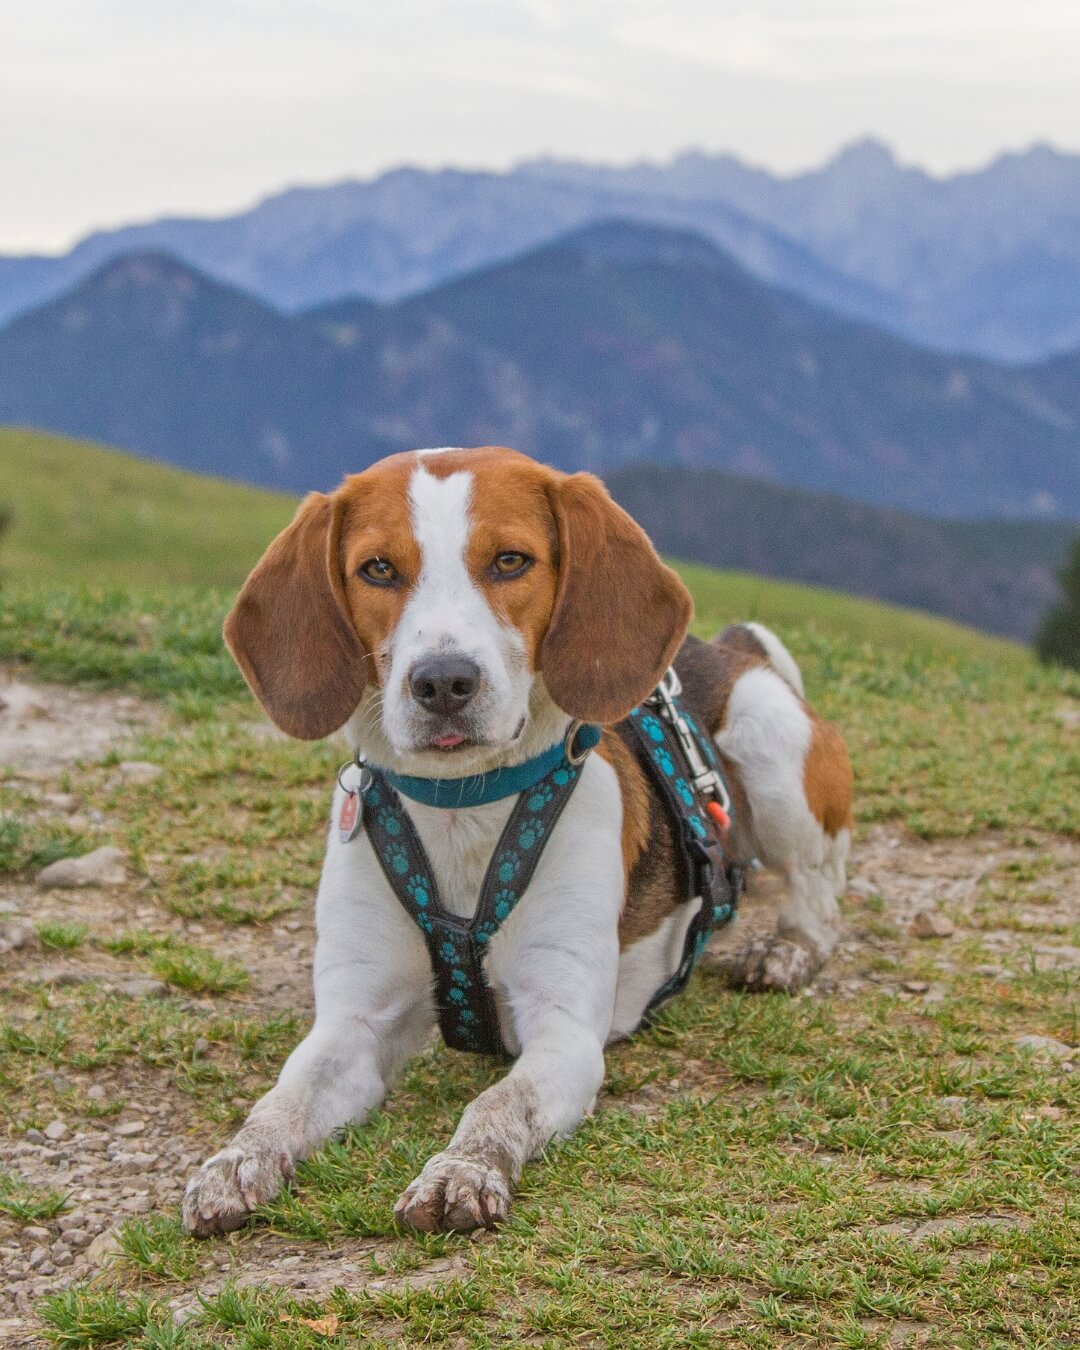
[{"x1": 225, "y1": 446, "x2": 692, "y2": 774}]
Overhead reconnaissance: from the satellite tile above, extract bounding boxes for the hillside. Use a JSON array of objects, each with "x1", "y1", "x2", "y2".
[
  {"x1": 2, "y1": 226, "x2": 1080, "y2": 517},
  {"x1": 6, "y1": 140, "x2": 1080, "y2": 359},
  {"x1": 607, "y1": 466, "x2": 1073, "y2": 641},
  {"x1": 0, "y1": 428, "x2": 1067, "y2": 644},
  {"x1": 0, "y1": 427, "x2": 294, "y2": 587}
]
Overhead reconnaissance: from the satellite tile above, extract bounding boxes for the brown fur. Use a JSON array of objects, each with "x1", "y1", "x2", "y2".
[
  {"x1": 539, "y1": 472, "x2": 693, "y2": 725},
  {"x1": 224, "y1": 492, "x2": 369, "y2": 741},
  {"x1": 803, "y1": 717, "x2": 853, "y2": 836}
]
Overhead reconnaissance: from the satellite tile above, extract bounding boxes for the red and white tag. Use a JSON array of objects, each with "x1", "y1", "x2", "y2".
[{"x1": 338, "y1": 788, "x2": 363, "y2": 844}]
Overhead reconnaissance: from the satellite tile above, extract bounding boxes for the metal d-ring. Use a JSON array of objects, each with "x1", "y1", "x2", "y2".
[
  {"x1": 337, "y1": 754, "x2": 373, "y2": 796},
  {"x1": 564, "y1": 721, "x2": 592, "y2": 766}
]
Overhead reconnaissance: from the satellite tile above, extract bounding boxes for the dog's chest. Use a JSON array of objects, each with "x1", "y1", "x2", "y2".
[{"x1": 405, "y1": 798, "x2": 517, "y2": 922}]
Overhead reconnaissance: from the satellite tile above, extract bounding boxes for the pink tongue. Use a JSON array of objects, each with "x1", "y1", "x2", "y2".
[{"x1": 433, "y1": 734, "x2": 467, "y2": 749}]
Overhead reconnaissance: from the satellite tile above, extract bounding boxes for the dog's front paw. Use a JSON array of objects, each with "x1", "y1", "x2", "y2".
[
  {"x1": 394, "y1": 1152, "x2": 512, "y2": 1234},
  {"x1": 182, "y1": 1142, "x2": 292, "y2": 1237},
  {"x1": 715, "y1": 936, "x2": 820, "y2": 993}
]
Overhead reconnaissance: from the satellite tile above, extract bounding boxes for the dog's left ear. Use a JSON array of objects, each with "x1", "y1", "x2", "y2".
[{"x1": 539, "y1": 472, "x2": 693, "y2": 724}]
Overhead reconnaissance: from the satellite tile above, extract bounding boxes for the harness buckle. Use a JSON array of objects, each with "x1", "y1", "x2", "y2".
[{"x1": 650, "y1": 667, "x2": 732, "y2": 817}]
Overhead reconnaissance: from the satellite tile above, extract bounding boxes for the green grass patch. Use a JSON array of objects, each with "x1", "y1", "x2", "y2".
[
  {"x1": 149, "y1": 949, "x2": 250, "y2": 996},
  {"x1": 37, "y1": 922, "x2": 89, "y2": 951},
  {"x1": 0, "y1": 1169, "x2": 69, "y2": 1222}
]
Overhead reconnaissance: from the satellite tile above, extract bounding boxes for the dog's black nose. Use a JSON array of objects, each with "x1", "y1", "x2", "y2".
[{"x1": 409, "y1": 655, "x2": 481, "y2": 716}]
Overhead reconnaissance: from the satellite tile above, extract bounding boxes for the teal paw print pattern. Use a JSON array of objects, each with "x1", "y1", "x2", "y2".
[
  {"x1": 683, "y1": 711, "x2": 720, "y2": 769},
  {"x1": 406, "y1": 875, "x2": 430, "y2": 909},
  {"x1": 641, "y1": 713, "x2": 665, "y2": 743},
  {"x1": 385, "y1": 841, "x2": 409, "y2": 875},
  {"x1": 653, "y1": 746, "x2": 675, "y2": 776},
  {"x1": 376, "y1": 808, "x2": 402, "y2": 836},
  {"x1": 517, "y1": 819, "x2": 546, "y2": 851},
  {"x1": 527, "y1": 783, "x2": 553, "y2": 813},
  {"x1": 496, "y1": 852, "x2": 521, "y2": 885}
]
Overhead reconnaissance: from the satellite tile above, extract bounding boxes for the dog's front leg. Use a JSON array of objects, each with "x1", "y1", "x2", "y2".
[
  {"x1": 395, "y1": 1011, "x2": 606, "y2": 1233},
  {"x1": 182, "y1": 991, "x2": 432, "y2": 1236},
  {"x1": 183, "y1": 865, "x2": 435, "y2": 1237}
]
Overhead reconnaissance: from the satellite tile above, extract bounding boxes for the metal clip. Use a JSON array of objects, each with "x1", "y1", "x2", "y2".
[{"x1": 649, "y1": 667, "x2": 731, "y2": 815}]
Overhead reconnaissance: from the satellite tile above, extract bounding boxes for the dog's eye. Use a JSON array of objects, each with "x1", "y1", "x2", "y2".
[
  {"x1": 359, "y1": 557, "x2": 399, "y2": 586},
  {"x1": 490, "y1": 551, "x2": 531, "y2": 579}
]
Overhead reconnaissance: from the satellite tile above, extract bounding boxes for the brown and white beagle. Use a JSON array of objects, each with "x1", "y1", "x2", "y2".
[{"x1": 182, "y1": 445, "x2": 852, "y2": 1237}]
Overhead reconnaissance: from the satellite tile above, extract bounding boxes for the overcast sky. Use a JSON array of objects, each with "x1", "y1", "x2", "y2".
[{"x1": 4, "y1": 0, "x2": 1080, "y2": 253}]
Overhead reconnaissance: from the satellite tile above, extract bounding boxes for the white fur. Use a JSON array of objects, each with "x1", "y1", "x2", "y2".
[
  {"x1": 182, "y1": 468, "x2": 848, "y2": 1238},
  {"x1": 716, "y1": 666, "x2": 845, "y2": 958},
  {"x1": 745, "y1": 622, "x2": 805, "y2": 698}
]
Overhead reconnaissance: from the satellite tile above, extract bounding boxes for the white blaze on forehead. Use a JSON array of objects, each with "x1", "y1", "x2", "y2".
[
  {"x1": 417, "y1": 446, "x2": 462, "y2": 457},
  {"x1": 407, "y1": 466, "x2": 474, "y2": 604},
  {"x1": 371, "y1": 462, "x2": 543, "y2": 763}
]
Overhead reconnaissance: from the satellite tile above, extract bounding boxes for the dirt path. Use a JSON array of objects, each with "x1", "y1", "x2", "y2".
[{"x1": 1, "y1": 675, "x2": 1077, "y2": 1345}]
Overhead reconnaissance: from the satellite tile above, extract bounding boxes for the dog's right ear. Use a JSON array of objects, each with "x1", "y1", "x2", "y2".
[{"x1": 224, "y1": 492, "x2": 369, "y2": 740}]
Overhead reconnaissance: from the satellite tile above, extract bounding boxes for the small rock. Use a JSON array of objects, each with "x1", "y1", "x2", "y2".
[
  {"x1": 1054, "y1": 707, "x2": 1080, "y2": 729},
  {"x1": 63, "y1": 1229, "x2": 92, "y2": 1250},
  {"x1": 32, "y1": 966, "x2": 96, "y2": 987},
  {"x1": 22, "y1": 1226, "x2": 51, "y2": 1243},
  {"x1": 113, "y1": 976, "x2": 168, "y2": 1000},
  {"x1": 911, "y1": 910, "x2": 955, "y2": 939},
  {"x1": 28, "y1": 1246, "x2": 50, "y2": 1270},
  {"x1": 114, "y1": 761, "x2": 162, "y2": 785},
  {"x1": 44, "y1": 1119, "x2": 69, "y2": 1142},
  {"x1": 85, "y1": 1228, "x2": 122, "y2": 1267},
  {"x1": 938, "y1": 1096, "x2": 968, "y2": 1112},
  {"x1": 24, "y1": 1128, "x2": 45, "y2": 1144},
  {"x1": 118, "y1": 1152, "x2": 156, "y2": 1175},
  {"x1": 51, "y1": 1242, "x2": 73, "y2": 1267},
  {"x1": 37, "y1": 846, "x2": 127, "y2": 889},
  {"x1": 120, "y1": 1193, "x2": 153, "y2": 1213},
  {"x1": 41, "y1": 793, "x2": 80, "y2": 813},
  {"x1": 86, "y1": 1085, "x2": 106, "y2": 1102},
  {"x1": 114, "y1": 1120, "x2": 146, "y2": 1137},
  {"x1": 0, "y1": 920, "x2": 35, "y2": 953},
  {"x1": 1015, "y1": 1034, "x2": 1075, "y2": 1061},
  {"x1": 902, "y1": 980, "x2": 929, "y2": 994},
  {"x1": 0, "y1": 683, "x2": 50, "y2": 720}
]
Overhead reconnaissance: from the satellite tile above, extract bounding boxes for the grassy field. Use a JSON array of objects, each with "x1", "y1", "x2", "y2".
[
  {"x1": 1, "y1": 432, "x2": 1078, "y2": 1347},
  {"x1": 0, "y1": 428, "x2": 295, "y2": 589}
]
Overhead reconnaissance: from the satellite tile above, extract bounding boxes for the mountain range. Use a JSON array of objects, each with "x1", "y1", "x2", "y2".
[
  {"x1": 2, "y1": 221, "x2": 1079, "y2": 518},
  {"x1": 5, "y1": 140, "x2": 1080, "y2": 361}
]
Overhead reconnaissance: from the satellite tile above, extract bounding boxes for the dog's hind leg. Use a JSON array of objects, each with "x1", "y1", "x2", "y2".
[{"x1": 712, "y1": 665, "x2": 852, "y2": 993}]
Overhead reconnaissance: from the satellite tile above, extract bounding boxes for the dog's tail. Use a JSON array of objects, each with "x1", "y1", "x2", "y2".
[{"x1": 714, "y1": 622, "x2": 805, "y2": 699}]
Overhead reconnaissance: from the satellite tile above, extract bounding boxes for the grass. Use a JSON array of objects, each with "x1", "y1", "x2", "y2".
[
  {"x1": 37, "y1": 922, "x2": 89, "y2": 951},
  {"x1": 0, "y1": 438, "x2": 1077, "y2": 1346},
  {"x1": 0, "y1": 427, "x2": 294, "y2": 588},
  {"x1": 0, "y1": 1170, "x2": 69, "y2": 1222}
]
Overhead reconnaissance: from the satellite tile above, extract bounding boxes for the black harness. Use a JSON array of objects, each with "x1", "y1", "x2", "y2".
[{"x1": 340, "y1": 671, "x2": 742, "y2": 1057}]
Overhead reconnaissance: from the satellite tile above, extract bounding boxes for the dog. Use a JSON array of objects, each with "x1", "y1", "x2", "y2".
[{"x1": 182, "y1": 445, "x2": 852, "y2": 1237}]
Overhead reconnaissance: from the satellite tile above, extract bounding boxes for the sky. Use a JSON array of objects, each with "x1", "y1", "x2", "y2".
[{"x1": 4, "y1": 0, "x2": 1080, "y2": 253}]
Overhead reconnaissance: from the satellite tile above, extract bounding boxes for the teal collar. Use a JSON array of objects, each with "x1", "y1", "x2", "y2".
[{"x1": 384, "y1": 723, "x2": 601, "y2": 809}]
